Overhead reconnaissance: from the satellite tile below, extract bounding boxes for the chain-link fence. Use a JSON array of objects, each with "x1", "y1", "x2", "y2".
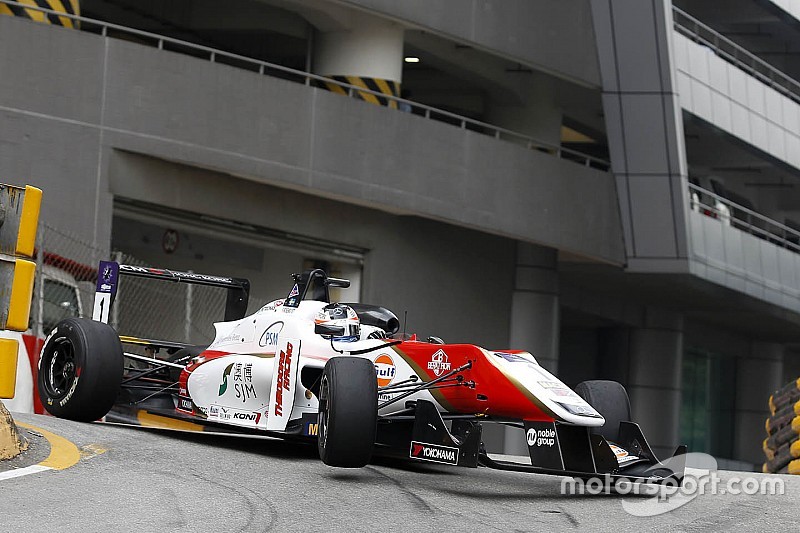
[{"x1": 33, "y1": 223, "x2": 268, "y2": 347}]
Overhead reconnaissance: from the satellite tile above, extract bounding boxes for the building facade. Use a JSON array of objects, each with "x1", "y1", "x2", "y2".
[{"x1": 2, "y1": 0, "x2": 800, "y2": 468}]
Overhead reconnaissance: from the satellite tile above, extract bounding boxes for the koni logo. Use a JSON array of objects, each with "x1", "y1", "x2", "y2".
[{"x1": 409, "y1": 441, "x2": 459, "y2": 466}]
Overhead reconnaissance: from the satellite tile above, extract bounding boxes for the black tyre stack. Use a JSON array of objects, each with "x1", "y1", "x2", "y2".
[{"x1": 763, "y1": 378, "x2": 800, "y2": 474}]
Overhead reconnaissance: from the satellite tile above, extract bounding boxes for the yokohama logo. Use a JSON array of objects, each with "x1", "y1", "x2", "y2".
[{"x1": 409, "y1": 441, "x2": 458, "y2": 466}]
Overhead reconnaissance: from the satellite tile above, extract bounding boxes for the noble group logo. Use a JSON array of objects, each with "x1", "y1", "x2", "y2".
[
  {"x1": 427, "y1": 349, "x2": 451, "y2": 377},
  {"x1": 374, "y1": 353, "x2": 396, "y2": 386},
  {"x1": 526, "y1": 427, "x2": 556, "y2": 447},
  {"x1": 409, "y1": 441, "x2": 459, "y2": 466}
]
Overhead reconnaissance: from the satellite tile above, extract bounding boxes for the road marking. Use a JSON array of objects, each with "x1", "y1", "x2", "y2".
[
  {"x1": 0, "y1": 422, "x2": 83, "y2": 480},
  {"x1": 137, "y1": 410, "x2": 205, "y2": 432},
  {"x1": 16, "y1": 422, "x2": 82, "y2": 470}
]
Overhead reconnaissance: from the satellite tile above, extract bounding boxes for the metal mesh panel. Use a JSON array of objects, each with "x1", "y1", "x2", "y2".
[{"x1": 32, "y1": 223, "x2": 269, "y2": 346}]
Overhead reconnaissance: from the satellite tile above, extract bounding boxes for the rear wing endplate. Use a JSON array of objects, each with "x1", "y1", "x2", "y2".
[{"x1": 92, "y1": 261, "x2": 250, "y2": 324}]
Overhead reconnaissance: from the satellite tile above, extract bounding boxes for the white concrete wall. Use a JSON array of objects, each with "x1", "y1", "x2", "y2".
[
  {"x1": 689, "y1": 210, "x2": 800, "y2": 312},
  {"x1": 674, "y1": 31, "x2": 800, "y2": 171},
  {"x1": 766, "y1": 0, "x2": 800, "y2": 23}
]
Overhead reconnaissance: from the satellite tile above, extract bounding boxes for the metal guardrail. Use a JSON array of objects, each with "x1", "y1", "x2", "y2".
[
  {"x1": 0, "y1": 0, "x2": 609, "y2": 170},
  {"x1": 673, "y1": 6, "x2": 800, "y2": 107},
  {"x1": 689, "y1": 183, "x2": 800, "y2": 252}
]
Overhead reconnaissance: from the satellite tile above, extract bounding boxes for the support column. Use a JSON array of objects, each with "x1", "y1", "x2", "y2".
[
  {"x1": 503, "y1": 242, "x2": 559, "y2": 455},
  {"x1": 735, "y1": 342, "x2": 783, "y2": 465},
  {"x1": 0, "y1": 0, "x2": 80, "y2": 28},
  {"x1": 591, "y1": 0, "x2": 690, "y2": 271},
  {"x1": 312, "y1": 11, "x2": 403, "y2": 108},
  {"x1": 627, "y1": 308, "x2": 683, "y2": 460}
]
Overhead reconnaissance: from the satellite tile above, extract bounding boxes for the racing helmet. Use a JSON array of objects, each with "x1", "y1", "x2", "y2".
[{"x1": 314, "y1": 303, "x2": 361, "y2": 342}]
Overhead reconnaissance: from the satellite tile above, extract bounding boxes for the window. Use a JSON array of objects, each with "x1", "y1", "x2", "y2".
[{"x1": 680, "y1": 348, "x2": 737, "y2": 458}]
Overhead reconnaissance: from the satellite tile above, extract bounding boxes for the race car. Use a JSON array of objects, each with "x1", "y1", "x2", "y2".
[{"x1": 37, "y1": 262, "x2": 685, "y2": 484}]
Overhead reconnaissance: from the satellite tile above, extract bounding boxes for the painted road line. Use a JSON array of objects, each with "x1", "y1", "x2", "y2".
[
  {"x1": 0, "y1": 422, "x2": 83, "y2": 481},
  {"x1": 16, "y1": 422, "x2": 81, "y2": 470},
  {"x1": 0, "y1": 464, "x2": 51, "y2": 481}
]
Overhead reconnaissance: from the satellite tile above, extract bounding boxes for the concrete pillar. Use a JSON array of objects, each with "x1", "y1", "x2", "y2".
[
  {"x1": 627, "y1": 308, "x2": 683, "y2": 460},
  {"x1": 312, "y1": 10, "x2": 403, "y2": 107},
  {"x1": 734, "y1": 342, "x2": 783, "y2": 465},
  {"x1": 591, "y1": 0, "x2": 690, "y2": 270},
  {"x1": 503, "y1": 242, "x2": 559, "y2": 455}
]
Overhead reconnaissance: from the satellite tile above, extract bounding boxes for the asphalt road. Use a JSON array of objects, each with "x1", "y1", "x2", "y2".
[{"x1": 1, "y1": 413, "x2": 798, "y2": 532}]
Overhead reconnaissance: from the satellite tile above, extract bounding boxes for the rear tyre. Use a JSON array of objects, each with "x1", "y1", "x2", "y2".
[
  {"x1": 317, "y1": 357, "x2": 377, "y2": 467},
  {"x1": 37, "y1": 318, "x2": 123, "y2": 422},
  {"x1": 574, "y1": 380, "x2": 631, "y2": 443}
]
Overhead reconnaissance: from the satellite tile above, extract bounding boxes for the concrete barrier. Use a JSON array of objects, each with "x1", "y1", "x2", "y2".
[{"x1": 0, "y1": 399, "x2": 27, "y2": 459}]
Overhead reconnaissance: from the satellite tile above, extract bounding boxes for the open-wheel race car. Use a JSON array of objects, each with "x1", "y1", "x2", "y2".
[{"x1": 37, "y1": 262, "x2": 685, "y2": 484}]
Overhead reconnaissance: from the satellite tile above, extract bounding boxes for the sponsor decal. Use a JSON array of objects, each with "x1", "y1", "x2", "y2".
[
  {"x1": 96, "y1": 261, "x2": 119, "y2": 293},
  {"x1": 306, "y1": 422, "x2": 319, "y2": 436},
  {"x1": 232, "y1": 411, "x2": 262, "y2": 424},
  {"x1": 285, "y1": 284, "x2": 301, "y2": 307},
  {"x1": 373, "y1": 354, "x2": 396, "y2": 387},
  {"x1": 608, "y1": 444, "x2": 640, "y2": 466},
  {"x1": 538, "y1": 381, "x2": 563, "y2": 389},
  {"x1": 218, "y1": 332, "x2": 243, "y2": 344},
  {"x1": 409, "y1": 441, "x2": 459, "y2": 466},
  {"x1": 258, "y1": 321, "x2": 284, "y2": 347},
  {"x1": 258, "y1": 299, "x2": 284, "y2": 314},
  {"x1": 427, "y1": 349, "x2": 451, "y2": 377},
  {"x1": 118, "y1": 264, "x2": 233, "y2": 284},
  {"x1": 526, "y1": 427, "x2": 556, "y2": 447},
  {"x1": 59, "y1": 374, "x2": 80, "y2": 407},
  {"x1": 178, "y1": 398, "x2": 193, "y2": 412},
  {"x1": 218, "y1": 363, "x2": 234, "y2": 395},
  {"x1": 218, "y1": 362, "x2": 256, "y2": 402},
  {"x1": 208, "y1": 405, "x2": 231, "y2": 421},
  {"x1": 495, "y1": 351, "x2": 533, "y2": 364},
  {"x1": 274, "y1": 342, "x2": 294, "y2": 416}
]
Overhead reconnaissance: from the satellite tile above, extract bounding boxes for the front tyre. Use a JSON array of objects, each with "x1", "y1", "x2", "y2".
[
  {"x1": 38, "y1": 318, "x2": 123, "y2": 422},
  {"x1": 317, "y1": 357, "x2": 377, "y2": 467}
]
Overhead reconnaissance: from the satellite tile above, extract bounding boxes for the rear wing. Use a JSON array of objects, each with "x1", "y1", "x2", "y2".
[{"x1": 92, "y1": 261, "x2": 250, "y2": 325}]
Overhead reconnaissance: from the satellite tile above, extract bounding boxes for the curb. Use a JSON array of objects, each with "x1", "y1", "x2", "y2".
[{"x1": 0, "y1": 400, "x2": 27, "y2": 460}]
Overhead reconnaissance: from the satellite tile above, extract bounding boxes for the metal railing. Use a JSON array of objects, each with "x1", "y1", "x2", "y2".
[
  {"x1": 689, "y1": 183, "x2": 800, "y2": 252},
  {"x1": 673, "y1": 6, "x2": 800, "y2": 106},
  {"x1": 0, "y1": 0, "x2": 609, "y2": 170}
]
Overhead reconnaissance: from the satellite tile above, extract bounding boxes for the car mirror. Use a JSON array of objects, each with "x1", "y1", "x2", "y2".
[{"x1": 315, "y1": 324, "x2": 345, "y2": 337}]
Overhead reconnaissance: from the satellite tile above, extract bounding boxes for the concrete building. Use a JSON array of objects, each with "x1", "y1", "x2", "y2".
[{"x1": 2, "y1": 0, "x2": 800, "y2": 468}]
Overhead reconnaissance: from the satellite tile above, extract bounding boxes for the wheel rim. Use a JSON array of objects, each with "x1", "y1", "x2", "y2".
[
  {"x1": 42, "y1": 338, "x2": 76, "y2": 400},
  {"x1": 318, "y1": 375, "x2": 329, "y2": 449}
]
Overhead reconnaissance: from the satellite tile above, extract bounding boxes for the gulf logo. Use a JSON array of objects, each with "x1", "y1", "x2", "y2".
[{"x1": 373, "y1": 354, "x2": 396, "y2": 387}]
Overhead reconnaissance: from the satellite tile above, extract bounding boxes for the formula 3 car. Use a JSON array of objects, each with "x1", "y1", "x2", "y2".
[{"x1": 37, "y1": 262, "x2": 685, "y2": 484}]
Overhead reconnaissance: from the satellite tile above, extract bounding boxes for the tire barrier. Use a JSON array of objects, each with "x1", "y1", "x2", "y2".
[
  {"x1": 320, "y1": 76, "x2": 400, "y2": 109},
  {"x1": 763, "y1": 378, "x2": 800, "y2": 473},
  {"x1": 0, "y1": 0, "x2": 80, "y2": 29}
]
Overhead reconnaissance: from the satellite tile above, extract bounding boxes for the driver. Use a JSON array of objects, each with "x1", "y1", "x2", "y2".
[{"x1": 314, "y1": 303, "x2": 361, "y2": 342}]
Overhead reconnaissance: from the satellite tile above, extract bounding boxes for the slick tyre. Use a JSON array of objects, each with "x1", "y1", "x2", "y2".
[
  {"x1": 574, "y1": 380, "x2": 631, "y2": 442},
  {"x1": 38, "y1": 318, "x2": 123, "y2": 422},
  {"x1": 317, "y1": 357, "x2": 377, "y2": 468}
]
